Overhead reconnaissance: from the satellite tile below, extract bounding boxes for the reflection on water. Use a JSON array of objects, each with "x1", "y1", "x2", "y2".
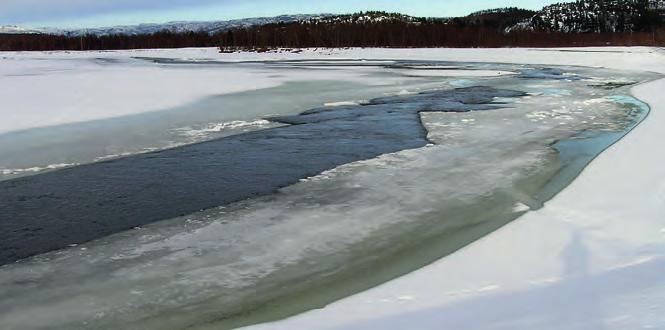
[{"x1": 0, "y1": 59, "x2": 658, "y2": 330}]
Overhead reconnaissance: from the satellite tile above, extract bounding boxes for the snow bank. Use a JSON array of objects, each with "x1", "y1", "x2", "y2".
[
  {"x1": 243, "y1": 47, "x2": 665, "y2": 329},
  {"x1": 2, "y1": 46, "x2": 663, "y2": 329},
  {"x1": 2, "y1": 47, "x2": 661, "y2": 135},
  {"x1": 0, "y1": 49, "x2": 385, "y2": 134},
  {"x1": 200, "y1": 46, "x2": 662, "y2": 72}
]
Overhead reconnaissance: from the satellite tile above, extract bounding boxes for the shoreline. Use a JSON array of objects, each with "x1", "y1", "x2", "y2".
[
  {"x1": 245, "y1": 48, "x2": 665, "y2": 329},
  {"x1": 0, "y1": 47, "x2": 662, "y2": 329}
]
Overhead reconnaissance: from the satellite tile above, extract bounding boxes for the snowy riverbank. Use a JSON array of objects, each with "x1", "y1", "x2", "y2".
[
  {"x1": 2, "y1": 47, "x2": 661, "y2": 135},
  {"x1": 241, "y1": 48, "x2": 665, "y2": 329},
  {"x1": 1, "y1": 47, "x2": 663, "y2": 329}
]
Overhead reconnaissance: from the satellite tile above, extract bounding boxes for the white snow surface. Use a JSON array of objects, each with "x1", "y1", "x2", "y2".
[
  {"x1": 233, "y1": 47, "x2": 664, "y2": 329},
  {"x1": 3, "y1": 46, "x2": 662, "y2": 135},
  {"x1": 2, "y1": 46, "x2": 664, "y2": 329},
  {"x1": 0, "y1": 48, "x2": 391, "y2": 134}
]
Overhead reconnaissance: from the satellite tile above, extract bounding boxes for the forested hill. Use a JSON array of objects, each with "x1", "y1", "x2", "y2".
[
  {"x1": 463, "y1": 7, "x2": 538, "y2": 30},
  {"x1": 216, "y1": 9, "x2": 663, "y2": 49},
  {"x1": 1, "y1": 2, "x2": 664, "y2": 51},
  {"x1": 515, "y1": 0, "x2": 665, "y2": 32}
]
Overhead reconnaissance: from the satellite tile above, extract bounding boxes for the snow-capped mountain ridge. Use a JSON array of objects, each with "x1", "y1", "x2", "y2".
[
  {"x1": 0, "y1": 25, "x2": 42, "y2": 34},
  {"x1": 1, "y1": 14, "x2": 332, "y2": 36},
  {"x1": 1, "y1": 12, "x2": 429, "y2": 37},
  {"x1": 2, "y1": 2, "x2": 664, "y2": 37}
]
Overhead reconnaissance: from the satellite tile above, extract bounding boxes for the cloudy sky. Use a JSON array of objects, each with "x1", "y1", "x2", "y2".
[{"x1": 1, "y1": 0, "x2": 560, "y2": 28}]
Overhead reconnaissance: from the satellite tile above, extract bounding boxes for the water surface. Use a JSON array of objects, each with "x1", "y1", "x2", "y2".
[{"x1": 0, "y1": 58, "x2": 658, "y2": 330}]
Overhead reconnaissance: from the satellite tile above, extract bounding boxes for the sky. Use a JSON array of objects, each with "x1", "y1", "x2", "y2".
[{"x1": 1, "y1": 0, "x2": 561, "y2": 28}]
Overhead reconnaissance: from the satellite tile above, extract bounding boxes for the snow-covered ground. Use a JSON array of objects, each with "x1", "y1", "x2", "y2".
[
  {"x1": 0, "y1": 48, "x2": 662, "y2": 133},
  {"x1": 0, "y1": 49, "x2": 400, "y2": 135},
  {"x1": 2, "y1": 47, "x2": 660, "y2": 135},
  {"x1": 1, "y1": 47, "x2": 664, "y2": 329},
  {"x1": 0, "y1": 49, "x2": 519, "y2": 178},
  {"x1": 239, "y1": 48, "x2": 665, "y2": 330}
]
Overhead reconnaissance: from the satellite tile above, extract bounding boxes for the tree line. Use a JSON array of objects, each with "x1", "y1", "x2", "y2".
[
  {"x1": 0, "y1": 31, "x2": 217, "y2": 51},
  {"x1": 217, "y1": 21, "x2": 664, "y2": 49},
  {"x1": 1, "y1": 9, "x2": 664, "y2": 51}
]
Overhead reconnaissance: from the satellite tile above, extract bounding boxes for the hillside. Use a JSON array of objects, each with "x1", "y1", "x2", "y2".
[
  {"x1": 1, "y1": 2, "x2": 664, "y2": 51},
  {"x1": 0, "y1": 25, "x2": 42, "y2": 34},
  {"x1": 518, "y1": 0, "x2": 665, "y2": 32},
  {"x1": 0, "y1": 14, "x2": 330, "y2": 36},
  {"x1": 463, "y1": 7, "x2": 538, "y2": 30}
]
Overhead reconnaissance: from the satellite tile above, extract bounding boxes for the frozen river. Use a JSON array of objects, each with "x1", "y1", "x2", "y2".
[{"x1": 0, "y1": 55, "x2": 657, "y2": 329}]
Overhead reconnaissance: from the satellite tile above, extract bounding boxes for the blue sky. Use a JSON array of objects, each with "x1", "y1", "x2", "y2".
[{"x1": 1, "y1": 0, "x2": 560, "y2": 28}]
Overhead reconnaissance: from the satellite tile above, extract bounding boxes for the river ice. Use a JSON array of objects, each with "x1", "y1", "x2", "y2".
[{"x1": 0, "y1": 52, "x2": 658, "y2": 329}]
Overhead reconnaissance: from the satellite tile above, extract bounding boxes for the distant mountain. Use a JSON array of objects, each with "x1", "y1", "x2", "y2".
[
  {"x1": 6, "y1": 2, "x2": 663, "y2": 37},
  {"x1": 309, "y1": 11, "x2": 427, "y2": 24},
  {"x1": 0, "y1": 25, "x2": 42, "y2": 34},
  {"x1": 2, "y1": 6, "x2": 664, "y2": 51},
  {"x1": 0, "y1": 12, "x2": 436, "y2": 37},
  {"x1": 511, "y1": 0, "x2": 665, "y2": 32},
  {"x1": 1, "y1": 14, "x2": 332, "y2": 36}
]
